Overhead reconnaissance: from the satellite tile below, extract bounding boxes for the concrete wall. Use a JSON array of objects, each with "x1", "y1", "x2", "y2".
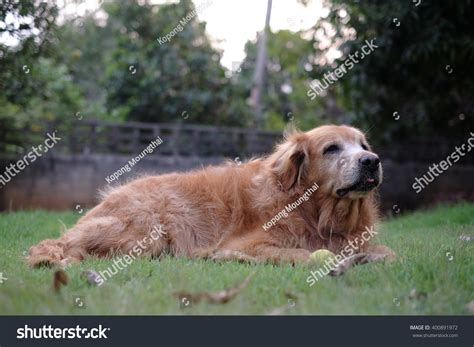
[{"x1": 1, "y1": 153, "x2": 473, "y2": 213}]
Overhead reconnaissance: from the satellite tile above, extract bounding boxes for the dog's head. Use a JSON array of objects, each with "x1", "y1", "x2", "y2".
[{"x1": 270, "y1": 125, "x2": 382, "y2": 199}]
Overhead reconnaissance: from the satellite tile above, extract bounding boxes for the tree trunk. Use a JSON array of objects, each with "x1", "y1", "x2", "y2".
[{"x1": 250, "y1": 0, "x2": 272, "y2": 129}]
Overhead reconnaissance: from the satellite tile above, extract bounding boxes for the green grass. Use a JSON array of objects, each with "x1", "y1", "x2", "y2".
[{"x1": 0, "y1": 203, "x2": 473, "y2": 315}]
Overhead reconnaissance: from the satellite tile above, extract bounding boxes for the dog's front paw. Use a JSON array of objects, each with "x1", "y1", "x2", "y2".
[{"x1": 210, "y1": 250, "x2": 259, "y2": 263}]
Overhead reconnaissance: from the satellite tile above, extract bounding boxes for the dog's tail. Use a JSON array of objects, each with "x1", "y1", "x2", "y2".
[{"x1": 27, "y1": 236, "x2": 85, "y2": 268}]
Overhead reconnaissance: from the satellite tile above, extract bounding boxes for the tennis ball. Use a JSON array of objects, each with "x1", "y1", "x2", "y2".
[{"x1": 309, "y1": 249, "x2": 336, "y2": 265}]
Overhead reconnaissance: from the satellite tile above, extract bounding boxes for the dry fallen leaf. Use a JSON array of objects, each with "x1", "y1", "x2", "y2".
[
  {"x1": 284, "y1": 291, "x2": 298, "y2": 301},
  {"x1": 81, "y1": 269, "x2": 102, "y2": 286},
  {"x1": 266, "y1": 305, "x2": 290, "y2": 316},
  {"x1": 174, "y1": 272, "x2": 255, "y2": 304},
  {"x1": 266, "y1": 292, "x2": 298, "y2": 315},
  {"x1": 329, "y1": 253, "x2": 387, "y2": 276},
  {"x1": 408, "y1": 288, "x2": 427, "y2": 300},
  {"x1": 459, "y1": 235, "x2": 472, "y2": 242},
  {"x1": 53, "y1": 270, "x2": 68, "y2": 292},
  {"x1": 466, "y1": 301, "x2": 474, "y2": 313}
]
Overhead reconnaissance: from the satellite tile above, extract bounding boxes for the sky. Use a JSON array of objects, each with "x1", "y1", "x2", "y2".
[
  {"x1": 2, "y1": 0, "x2": 325, "y2": 70},
  {"x1": 191, "y1": 0, "x2": 325, "y2": 69}
]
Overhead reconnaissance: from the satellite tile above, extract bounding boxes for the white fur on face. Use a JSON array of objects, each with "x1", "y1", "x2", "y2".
[{"x1": 324, "y1": 138, "x2": 382, "y2": 198}]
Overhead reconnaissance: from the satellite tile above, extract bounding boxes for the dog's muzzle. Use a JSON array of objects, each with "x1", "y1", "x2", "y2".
[{"x1": 336, "y1": 154, "x2": 381, "y2": 197}]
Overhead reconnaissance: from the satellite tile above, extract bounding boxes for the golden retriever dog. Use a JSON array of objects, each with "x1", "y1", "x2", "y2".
[{"x1": 28, "y1": 124, "x2": 394, "y2": 268}]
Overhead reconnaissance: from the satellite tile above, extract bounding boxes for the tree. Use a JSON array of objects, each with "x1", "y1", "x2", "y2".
[
  {"x1": 104, "y1": 0, "x2": 245, "y2": 126},
  {"x1": 54, "y1": 13, "x2": 119, "y2": 120},
  {"x1": 306, "y1": 0, "x2": 474, "y2": 143},
  {"x1": 236, "y1": 29, "x2": 327, "y2": 131},
  {"x1": 250, "y1": 0, "x2": 272, "y2": 129},
  {"x1": 0, "y1": 1, "x2": 83, "y2": 153}
]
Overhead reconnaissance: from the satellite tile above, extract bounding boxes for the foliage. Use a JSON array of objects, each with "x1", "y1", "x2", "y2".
[
  {"x1": 54, "y1": 15, "x2": 118, "y2": 121},
  {"x1": 0, "y1": 57, "x2": 84, "y2": 152},
  {"x1": 307, "y1": 0, "x2": 474, "y2": 142},
  {"x1": 104, "y1": 0, "x2": 247, "y2": 126},
  {"x1": 236, "y1": 30, "x2": 327, "y2": 131},
  {"x1": 0, "y1": 1, "x2": 83, "y2": 152}
]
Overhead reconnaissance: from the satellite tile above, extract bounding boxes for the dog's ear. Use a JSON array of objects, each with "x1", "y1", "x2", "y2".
[
  {"x1": 271, "y1": 132, "x2": 310, "y2": 191},
  {"x1": 280, "y1": 148, "x2": 306, "y2": 190}
]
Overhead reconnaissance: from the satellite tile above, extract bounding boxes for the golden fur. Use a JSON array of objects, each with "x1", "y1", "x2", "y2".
[{"x1": 28, "y1": 125, "x2": 394, "y2": 267}]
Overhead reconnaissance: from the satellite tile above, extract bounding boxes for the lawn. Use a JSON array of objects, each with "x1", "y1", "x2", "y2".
[{"x1": 0, "y1": 203, "x2": 472, "y2": 315}]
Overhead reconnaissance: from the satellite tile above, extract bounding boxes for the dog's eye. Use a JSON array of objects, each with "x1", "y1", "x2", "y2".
[
  {"x1": 323, "y1": 144, "x2": 340, "y2": 155},
  {"x1": 361, "y1": 143, "x2": 369, "y2": 151}
]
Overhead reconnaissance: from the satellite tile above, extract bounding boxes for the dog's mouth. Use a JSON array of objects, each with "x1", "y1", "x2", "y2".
[{"x1": 336, "y1": 176, "x2": 379, "y2": 198}]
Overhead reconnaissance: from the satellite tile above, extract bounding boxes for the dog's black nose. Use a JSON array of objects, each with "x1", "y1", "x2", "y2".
[{"x1": 359, "y1": 155, "x2": 380, "y2": 170}]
